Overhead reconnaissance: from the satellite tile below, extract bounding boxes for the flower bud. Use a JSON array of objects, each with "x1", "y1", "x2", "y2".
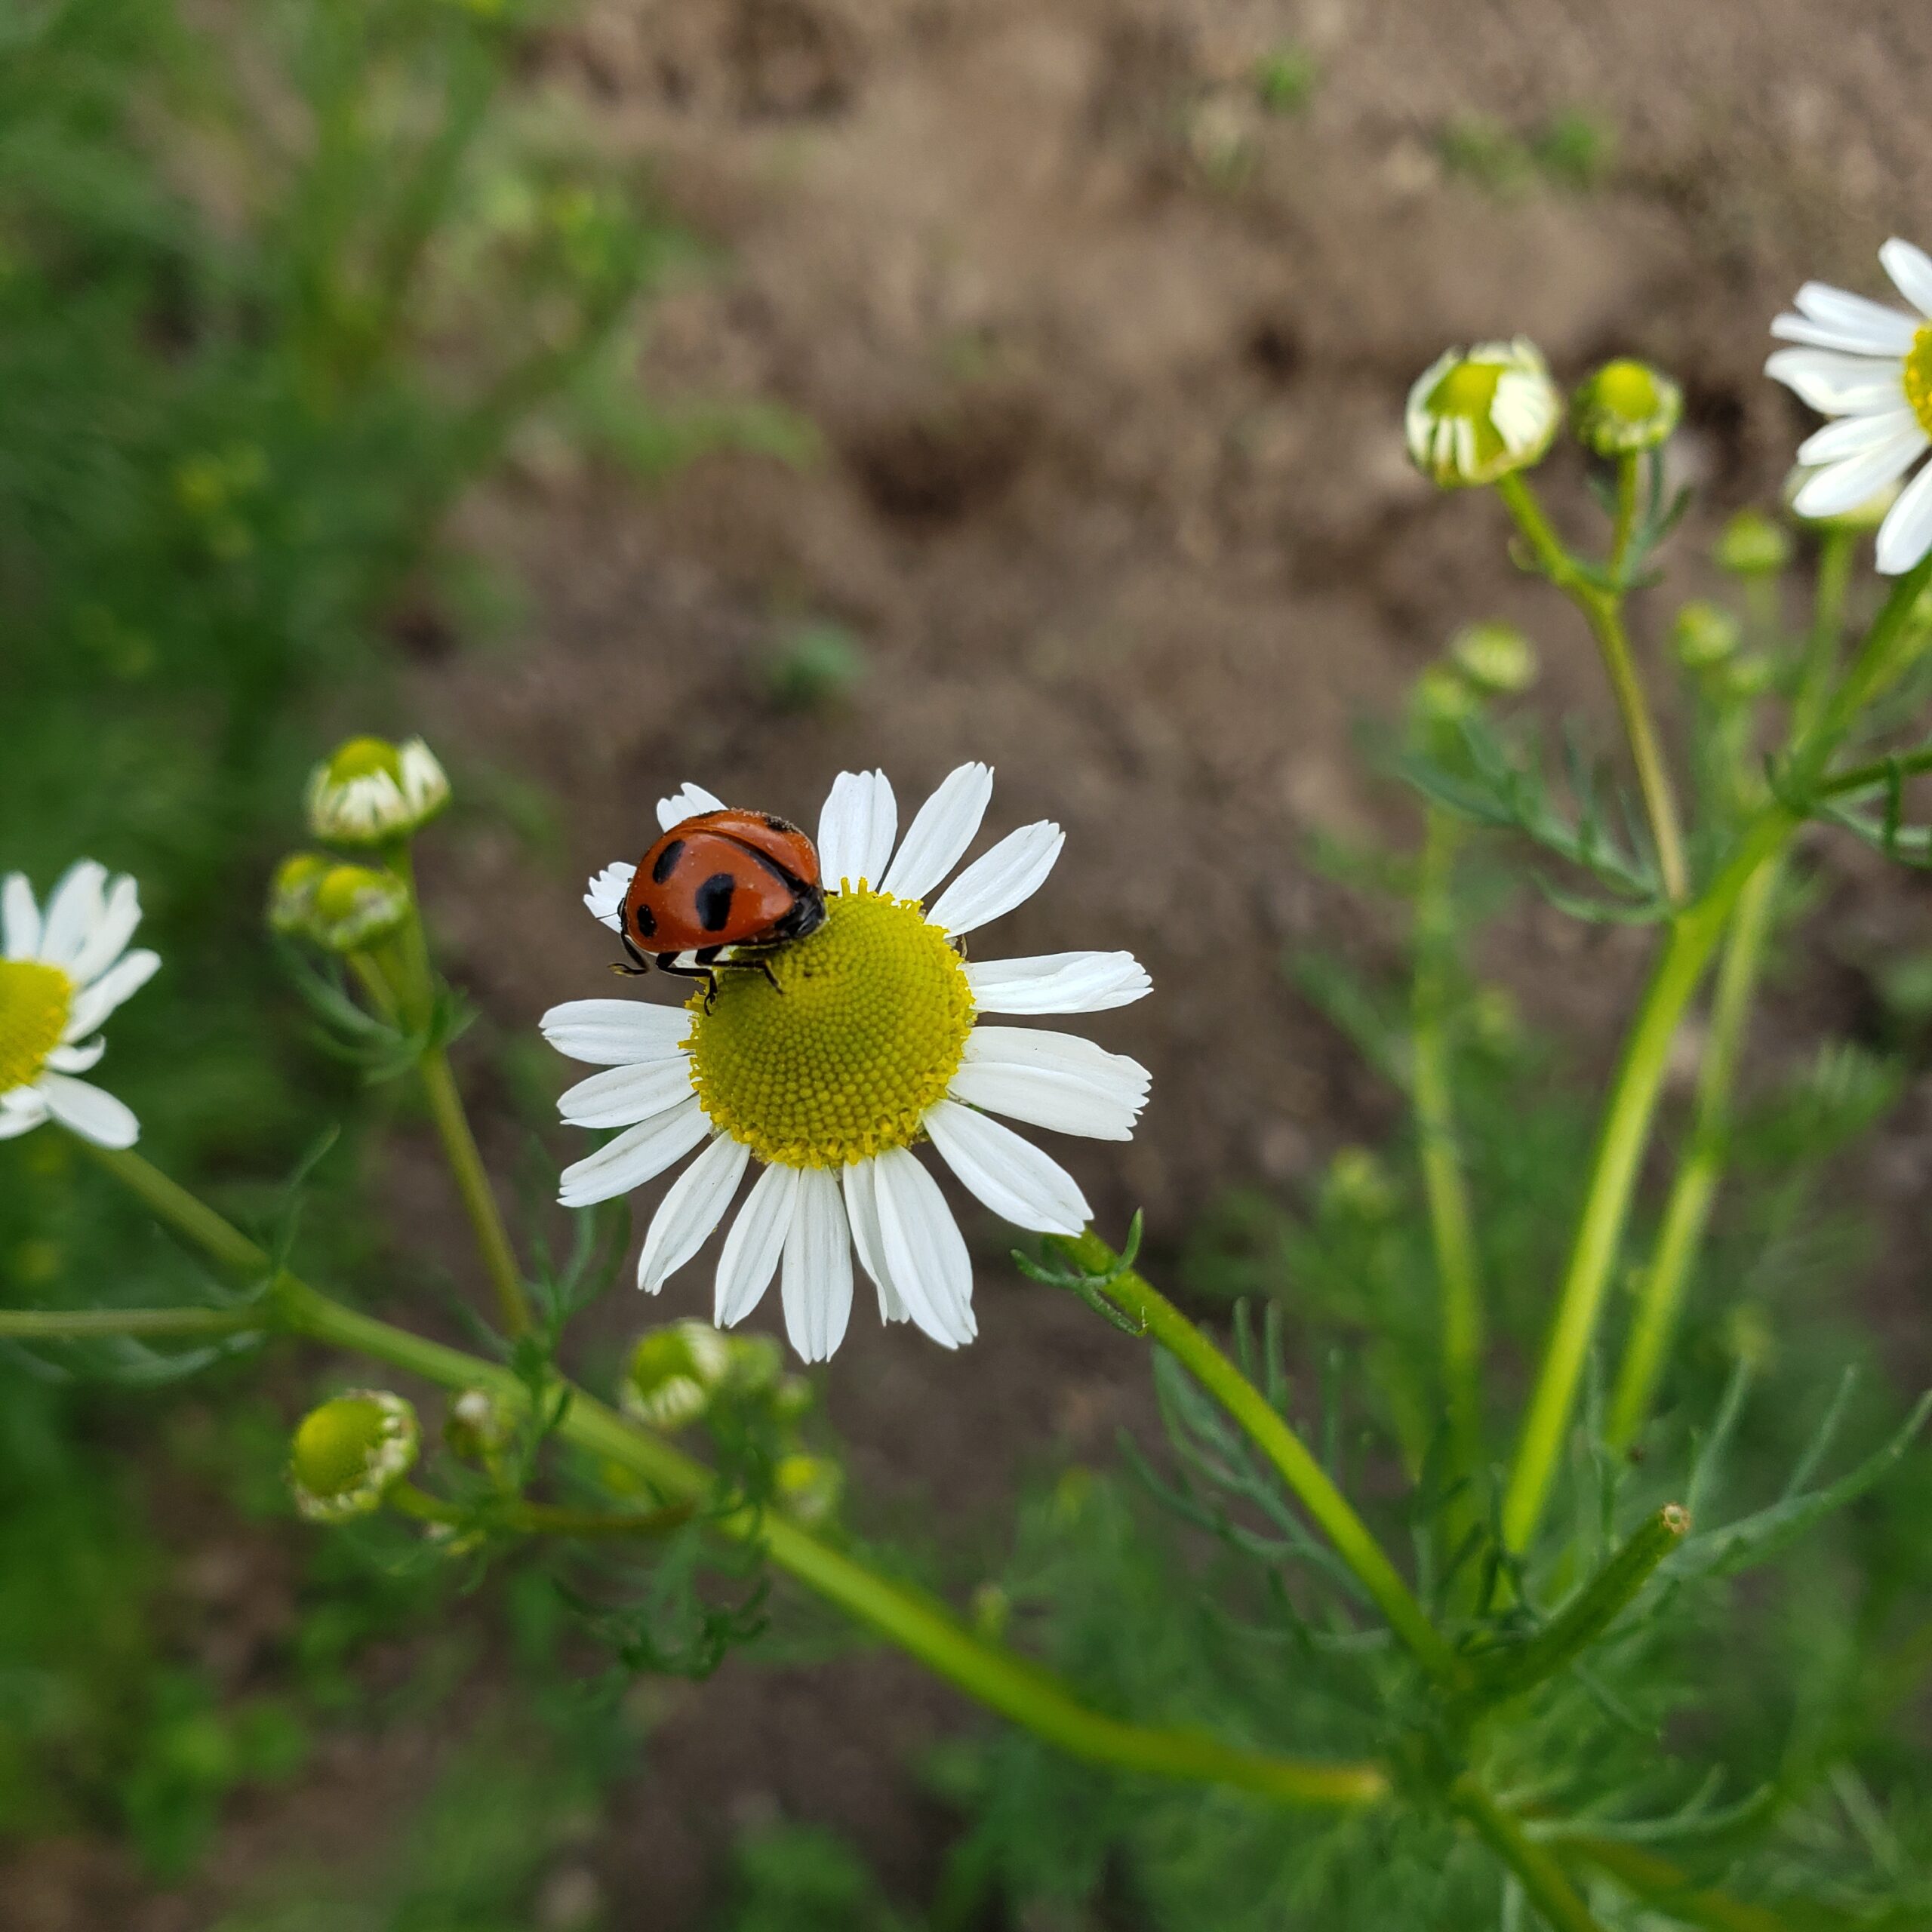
[
  {"x1": 1405, "y1": 340, "x2": 1561, "y2": 488},
  {"x1": 622, "y1": 1319, "x2": 734, "y2": 1430},
  {"x1": 1321, "y1": 1146, "x2": 1397, "y2": 1222},
  {"x1": 267, "y1": 853, "x2": 332, "y2": 937},
  {"x1": 1786, "y1": 465, "x2": 1900, "y2": 534},
  {"x1": 306, "y1": 735, "x2": 450, "y2": 847},
  {"x1": 444, "y1": 1388, "x2": 515, "y2": 1464},
  {"x1": 307, "y1": 863, "x2": 410, "y2": 955},
  {"x1": 1449, "y1": 621, "x2": 1538, "y2": 695},
  {"x1": 774, "y1": 1452, "x2": 842, "y2": 1525},
  {"x1": 1570, "y1": 358, "x2": 1681, "y2": 457},
  {"x1": 1411, "y1": 662, "x2": 1480, "y2": 729},
  {"x1": 1713, "y1": 509, "x2": 1792, "y2": 578},
  {"x1": 288, "y1": 1390, "x2": 419, "y2": 1522},
  {"x1": 1672, "y1": 601, "x2": 1742, "y2": 672}
]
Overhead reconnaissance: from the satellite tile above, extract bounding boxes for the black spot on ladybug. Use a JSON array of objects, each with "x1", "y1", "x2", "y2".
[
  {"x1": 695, "y1": 872, "x2": 737, "y2": 933},
  {"x1": 651, "y1": 838, "x2": 685, "y2": 884},
  {"x1": 632, "y1": 900, "x2": 657, "y2": 940}
]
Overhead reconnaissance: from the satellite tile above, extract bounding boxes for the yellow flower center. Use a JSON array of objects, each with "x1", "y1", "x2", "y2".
[
  {"x1": 1591, "y1": 358, "x2": 1661, "y2": 423},
  {"x1": 1906, "y1": 325, "x2": 1932, "y2": 438},
  {"x1": 0, "y1": 960, "x2": 72, "y2": 1093},
  {"x1": 685, "y1": 888, "x2": 975, "y2": 1169}
]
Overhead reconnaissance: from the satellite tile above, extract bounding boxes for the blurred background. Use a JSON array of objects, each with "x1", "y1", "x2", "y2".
[{"x1": 5, "y1": 1, "x2": 1932, "y2": 1926}]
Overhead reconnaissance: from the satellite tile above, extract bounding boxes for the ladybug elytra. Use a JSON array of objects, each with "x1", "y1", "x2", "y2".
[{"x1": 619, "y1": 808, "x2": 826, "y2": 1003}]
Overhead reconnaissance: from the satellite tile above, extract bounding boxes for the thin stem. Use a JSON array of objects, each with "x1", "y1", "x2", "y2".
[
  {"x1": 417, "y1": 1044, "x2": 530, "y2": 1338},
  {"x1": 1481, "y1": 1505, "x2": 1689, "y2": 1700},
  {"x1": 389, "y1": 1482, "x2": 693, "y2": 1541},
  {"x1": 0, "y1": 1305, "x2": 263, "y2": 1340},
  {"x1": 93, "y1": 1152, "x2": 1389, "y2": 1812},
  {"x1": 1059, "y1": 1230, "x2": 1463, "y2": 1687},
  {"x1": 1561, "y1": 1838, "x2": 1799, "y2": 1932},
  {"x1": 86, "y1": 1145, "x2": 269, "y2": 1277},
  {"x1": 1817, "y1": 741, "x2": 1932, "y2": 800},
  {"x1": 1451, "y1": 1778, "x2": 1610, "y2": 1932},
  {"x1": 1607, "y1": 452, "x2": 1640, "y2": 580},
  {"x1": 1413, "y1": 806, "x2": 1486, "y2": 1491},
  {"x1": 1496, "y1": 472, "x2": 1690, "y2": 905}
]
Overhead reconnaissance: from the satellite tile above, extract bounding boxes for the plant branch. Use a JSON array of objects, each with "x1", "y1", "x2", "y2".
[
  {"x1": 90, "y1": 1149, "x2": 1389, "y2": 1813},
  {"x1": 1056, "y1": 1229, "x2": 1464, "y2": 1687},
  {"x1": 389, "y1": 1482, "x2": 694, "y2": 1541},
  {"x1": 0, "y1": 1305, "x2": 263, "y2": 1340},
  {"x1": 1451, "y1": 1778, "x2": 1610, "y2": 1932},
  {"x1": 417, "y1": 1044, "x2": 530, "y2": 1338},
  {"x1": 1562, "y1": 1837, "x2": 1814, "y2": 1932}
]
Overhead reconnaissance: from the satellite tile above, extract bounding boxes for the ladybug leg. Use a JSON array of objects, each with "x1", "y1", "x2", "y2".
[
  {"x1": 654, "y1": 951, "x2": 722, "y2": 1012},
  {"x1": 707, "y1": 949, "x2": 785, "y2": 995},
  {"x1": 611, "y1": 930, "x2": 654, "y2": 977}
]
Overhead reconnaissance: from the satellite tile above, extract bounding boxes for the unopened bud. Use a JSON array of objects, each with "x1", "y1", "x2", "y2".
[
  {"x1": 1713, "y1": 509, "x2": 1792, "y2": 578},
  {"x1": 267, "y1": 853, "x2": 332, "y2": 936},
  {"x1": 308, "y1": 863, "x2": 409, "y2": 954},
  {"x1": 623, "y1": 1319, "x2": 734, "y2": 1430},
  {"x1": 288, "y1": 1390, "x2": 419, "y2": 1522},
  {"x1": 1672, "y1": 601, "x2": 1741, "y2": 672},
  {"x1": 444, "y1": 1388, "x2": 514, "y2": 1464},
  {"x1": 1571, "y1": 358, "x2": 1681, "y2": 457},
  {"x1": 1405, "y1": 340, "x2": 1561, "y2": 489},
  {"x1": 306, "y1": 735, "x2": 450, "y2": 847},
  {"x1": 774, "y1": 1452, "x2": 842, "y2": 1525},
  {"x1": 1449, "y1": 621, "x2": 1538, "y2": 695}
]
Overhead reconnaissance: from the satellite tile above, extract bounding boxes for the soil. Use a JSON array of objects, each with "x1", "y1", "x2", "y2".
[{"x1": 14, "y1": 2, "x2": 1932, "y2": 1926}]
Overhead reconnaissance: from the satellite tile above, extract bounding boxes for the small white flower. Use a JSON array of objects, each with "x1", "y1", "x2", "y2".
[
  {"x1": 306, "y1": 735, "x2": 451, "y2": 846},
  {"x1": 1, "y1": 861, "x2": 158, "y2": 1150},
  {"x1": 543, "y1": 765, "x2": 1152, "y2": 1362},
  {"x1": 1765, "y1": 238, "x2": 1932, "y2": 575},
  {"x1": 1405, "y1": 339, "x2": 1562, "y2": 488}
]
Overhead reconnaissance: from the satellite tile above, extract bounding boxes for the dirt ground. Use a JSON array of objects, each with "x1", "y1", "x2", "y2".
[{"x1": 20, "y1": 2, "x2": 1932, "y2": 1926}]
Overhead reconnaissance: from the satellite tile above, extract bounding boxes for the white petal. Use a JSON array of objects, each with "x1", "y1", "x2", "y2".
[
  {"x1": 584, "y1": 861, "x2": 635, "y2": 933},
  {"x1": 540, "y1": 998, "x2": 691, "y2": 1066},
  {"x1": 62, "y1": 949, "x2": 158, "y2": 1040},
  {"x1": 715, "y1": 1163, "x2": 799, "y2": 1326},
  {"x1": 63, "y1": 875, "x2": 140, "y2": 987},
  {"x1": 0, "y1": 1088, "x2": 50, "y2": 1139},
  {"x1": 817, "y1": 770, "x2": 898, "y2": 891},
  {"x1": 638, "y1": 1134, "x2": 751, "y2": 1291},
  {"x1": 558, "y1": 1056, "x2": 695, "y2": 1128},
  {"x1": 928, "y1": 823, "x2": 1064, "y2": 936},
  {"x1": 656, "y1": 782, "x2": 725, "y2": 832},
  {"x1": 1880, "y1": 238, "x2": 1932, "y2": 320},
  {"x1": 870, "y1": 1147, "x2": 975, "y2": 1347},
  {"x1": 1792, "y1": 429, "x2": 1927, "y2": 517},
  {"x1": 878, "y1": 763, "x2": 994, "y2": 901},
  {"x1": 1875, "y1": 458, "x2": 1932, "y2": 577},
  {"x1": 1789, "y1": 281, "x2": 1921, "y2": 354},
  {"x1": 38, "y1": 1073, "x2": 139, "y2": 1149},
  {"x1": 1765, "y1": 348, "x2": 1908, "y2": 415},
  {"x1": 1798, "y1": 408, "x2": 1924, "y2": 466},
  {"x1": 965, "y1": 951, "x2": 1152, "y2": 1015},
  {"x1": 2, "y1": 874, "x2": 42, "y2": 960},
  {"x1": 924, "y1": 1099, "x2": 1090, "y2": 1235},
  {"x1": 37, "y1": 861, "x2": 107, "y2": 970},
  {"x1": 781, "y1": 1167, "x2": 854, "y2": 1361},
  {"x1": 45, "y1": 1038, "x2": 106, "y2": 1073},
  {"x1": 1770, "y1": 312, "x2": 1912, "y2": 358},
  {"x1": 842, "y1": 1158, "x2": 909, "y2": 1323},
  {"x1": 949, "y1": 1027, "x2": 1150, "y2": 1141},
  {"x1": 558, "y1": 1095, "x2": 709, "y2": 1208}
]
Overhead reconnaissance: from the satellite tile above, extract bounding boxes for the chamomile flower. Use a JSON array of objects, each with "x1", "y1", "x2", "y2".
[
  {"x1": 306, "y1": 736, "x2": 450, "y2": 846},
  {"x1": 1766, "y1": 238, "x2": 1932, "y2": 574},
  {"x1": 1, "y1": 862, "x2": 158, "y2": 1150},
  {"x1": 1405, "y1": 339, "x2": 1561, "y2": 488},
  {"x1": 546, "y1": 765, "x2": 1152, "y2": 1362}
]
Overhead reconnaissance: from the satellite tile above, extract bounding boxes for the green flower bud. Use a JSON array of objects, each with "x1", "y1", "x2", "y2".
[
  {"x1": 1321, "y1": 1146, "x2": 1397, "y2": 1223},
  {"x1": 1672, "y1": 601, "x2": 1741, "y2": 672},
  {"x1": 1449, "y1": 621, "x2": 1539, "y2": 695},
  {"x1": 444, "y1": 1388, "x2": 514, "y2": 1463},
  {"x1": 623, "y1": 1319, "x2": 734, "y2": 1430},
  {"x1": 1412, "y1": 662, "x2": 1481, "y2": 729},
  {"x1": 307, "y1": 863, "x2": 410, "y2": 955},
  {"x1": 770, "y1": 1374, "x2": 815, "y2": 1424},
  {"x1": 306, "y1": 735, "x2": 450, "y2": 847},
  {"x1": 1718, "y1": 653, "x2": 1775, "y2": 702},
  {"x1": 1570, "y1": 358, "x2": 1681, "y2": 457},
  {"x1": 1405, "y1": 340, "x2": 1561, "y2": 488},
  {"x1": 774, "y1": 1452, "x2": 842, "y2": 1525},
  {"x1": 1785, "y1": 465, "x2": 1900, "y2": 534},
  {"x1": 267, "y1": 853, "x2": 332, "y2": 937},
  {"x1": 289, "y1": 1390, "x2": 419, "y2": 1522},
  {"x1": 1713, "y1": 509, "x2": 1792, "y2": 578}
]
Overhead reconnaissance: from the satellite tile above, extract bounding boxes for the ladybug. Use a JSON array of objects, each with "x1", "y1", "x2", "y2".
[{"x1": 617, "y1": 808, "x2": 826, "y2": 1004}]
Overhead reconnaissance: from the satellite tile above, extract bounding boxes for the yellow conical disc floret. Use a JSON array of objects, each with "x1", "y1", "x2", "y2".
[
  {"x1": 1906, "y1": 326, "x2": 1932, "y2": 438},
  {"x1": 0, "y1": 961, "x2": 72, "y2": 1093},
  {"x1": 685, "y1": 888, "x2": 974, "y2": 1168}
]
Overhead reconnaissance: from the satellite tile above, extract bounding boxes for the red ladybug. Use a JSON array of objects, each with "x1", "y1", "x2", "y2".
[{"x1": 618, "y1": 808, "x2": 826, "y2": 1002}]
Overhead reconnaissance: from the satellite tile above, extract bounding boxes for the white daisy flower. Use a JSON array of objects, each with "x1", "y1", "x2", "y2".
[
  {"x1": 543, "y1": 765, "x2": 1152, "y2": 1362},
  {"x1": 1405, "y1": 339, "x2": 1562, "y2": 489},
  {"x1": 1, "y1": 862, "x2": 158, "y2": 1151},
  {"x1": 1765, "y1": 237, "x2": 1932, "y2": 575}
]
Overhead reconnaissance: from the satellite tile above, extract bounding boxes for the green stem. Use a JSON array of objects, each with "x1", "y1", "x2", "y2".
[
  {"x1": 389, "y1": 1482, "x2": 693, "y2": 1541},
  {"x1": 0, "y1": 1305, "x2": 263, "y2": 1340},
  {"x1": 93, "y1": 1150, "x2": 1388, "y2": 1813},
  {"x1": 417, "y1": 1044, "x2": 531, "y2": 1338},
  {"x1": 1497, "y1": 472, "x2": 1690, "y2": 905},
  {"x1": 1060, "y1": 1230, "x2": 1463, "y2": 1687},
  {"x1": 1607, "y1": 451, "x2": 1640, "y2": 580},
  {"x1": 1451, "y1": 1778, "x2": 1609, "y2": 1932},
  {"x1": 1413, "y1": 806, "x2": 1486, "y2": 1491},
  {"x1": 1816, "y1": 741, "x2": 1932, "y2": 800},
  {"x1": 1561, "y1": 1838, "x2": 1801, "y2": 1932},
  {"x1": 1481, "y1": 1505, "x2": 1688, "y2": 1699},
  {"x1": 87, "y1": 1145, "x2": 269, "y2": 1276}
]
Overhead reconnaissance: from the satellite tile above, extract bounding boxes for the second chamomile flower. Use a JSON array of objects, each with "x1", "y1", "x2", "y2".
[{"x1": 545, "y1": 764, "x2": 1152, "y2": 1362}]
